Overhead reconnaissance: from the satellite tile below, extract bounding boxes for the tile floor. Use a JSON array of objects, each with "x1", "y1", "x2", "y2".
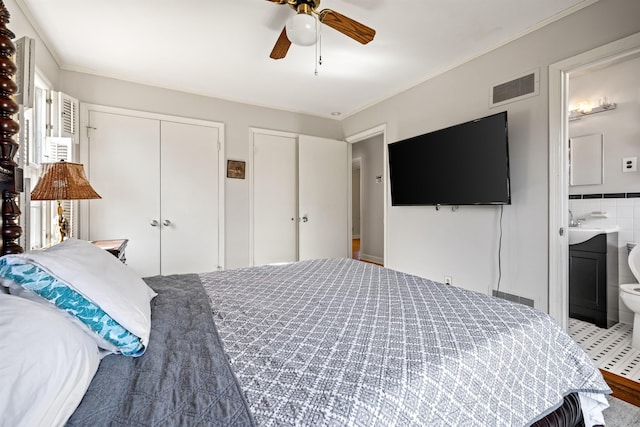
[{"x1": 569, "y1": 318, "x2": 640, "y2": 382}]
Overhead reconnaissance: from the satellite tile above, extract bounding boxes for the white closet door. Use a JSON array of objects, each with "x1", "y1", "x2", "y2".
[
  {"x1": 298, "y1": 135, "x2": 349, "y2": 260},
  {"x1": 87, "y1": 111, "x2": 160, "y2": 277},
  {"x1": 253, "y1": 133, "x2": 298, "y2": 265},
  {"x1": 160, "y1": 121, "x2": 220, "y2": 274}
]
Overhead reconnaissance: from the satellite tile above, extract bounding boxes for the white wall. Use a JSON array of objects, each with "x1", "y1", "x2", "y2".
[
  {"x1": 342, "y1": 0, "x2": 640, "y2": 310},
  {"x1": 6, "y1": 0, "x2": 343, "y2": 270},
  {"x1": 57, "y1": 71, "x2": 342, "y2": 269},
  {"x1": 568, "y1": 56, "x2": 640, "y2": 195},
  {"x1": 5, "y1": 0, "x2": 59, "y2": 86},
  {"x1": 6, "y1": 0, "x2": 640, "y2": 293}
]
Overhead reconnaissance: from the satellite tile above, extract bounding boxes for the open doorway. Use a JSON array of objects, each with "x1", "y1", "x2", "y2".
[
  {"x1": 549, "y1": 32, "x2": 640, "y2": 397},
  {"x1": 549, "y1": 32, "x2": 640, "y2": 329},
  {"x1": 346, "y1": 125, "x2": 387, "y2": 266},
  {"x1": 352, "y1": 158, "x2": 362, "y2": 260}
]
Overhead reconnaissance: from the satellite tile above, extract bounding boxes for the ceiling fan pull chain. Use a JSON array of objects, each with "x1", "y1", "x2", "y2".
[{"x1": 315, "y1": 16, "x2": 322, "y2": 76}]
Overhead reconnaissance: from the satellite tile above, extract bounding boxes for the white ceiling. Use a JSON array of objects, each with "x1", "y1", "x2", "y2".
[{"x1": 16, "y1": 0, "x2": 592, "y2": 119}]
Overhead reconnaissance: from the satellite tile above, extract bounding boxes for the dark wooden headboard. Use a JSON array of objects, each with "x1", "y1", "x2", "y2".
[{"x1": 0, "y1": 0, "x2": 23, "y2": 255}]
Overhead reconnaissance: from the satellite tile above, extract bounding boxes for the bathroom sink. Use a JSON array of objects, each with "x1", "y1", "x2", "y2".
[{"x1": 568, "y1": 226, "x2": 619, "y2": 245}]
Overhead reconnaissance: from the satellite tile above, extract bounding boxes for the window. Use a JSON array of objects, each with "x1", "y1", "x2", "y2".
[{"x1": 21, "y1": 74, "x2": 78, "y2": 249}]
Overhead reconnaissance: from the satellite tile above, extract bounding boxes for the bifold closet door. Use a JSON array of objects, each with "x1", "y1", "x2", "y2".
[
  {"x1": 87, "y1": 111, "x2": 161, "y2": 277},
  {"x1": 252, "y1": 133, "x2": 298, "y2": 265},
  {"x1": 251, "y1": 133, "x2": 348, "y2": 265},
  {"x1": 160, "y1": 121, "x2": 220, "y2": 275}
]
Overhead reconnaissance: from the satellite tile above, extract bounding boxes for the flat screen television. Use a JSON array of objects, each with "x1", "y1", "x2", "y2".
[{"x1": 388, "y1": 111, "x2": 511, "y2": 206}]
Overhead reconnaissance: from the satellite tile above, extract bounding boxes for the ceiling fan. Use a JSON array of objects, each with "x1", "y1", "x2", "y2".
[{"x1": 265, "y1": 0, "x2": 376, "y2": 60}]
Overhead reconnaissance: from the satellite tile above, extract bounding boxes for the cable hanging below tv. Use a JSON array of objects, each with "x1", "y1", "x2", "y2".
[{"x1": 388, "y1": 111, "x2": 511, "y2": 206}]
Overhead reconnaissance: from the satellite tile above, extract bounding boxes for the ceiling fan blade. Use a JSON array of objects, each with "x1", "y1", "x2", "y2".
[
  {"x1": 270, "y1": 27, "x2": 292, "y2": 60},
  {"x1": 319, "y1": 10, "x2": 376, "y2": 45}
]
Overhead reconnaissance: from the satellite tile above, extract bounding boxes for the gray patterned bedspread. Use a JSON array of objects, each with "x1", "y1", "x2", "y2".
[
  {"x1": 200, "y1": 258, "x2": 609, "y2": 426},
  {"x1": 67, "y1": 274, "x2": 255, "y2": 426}
]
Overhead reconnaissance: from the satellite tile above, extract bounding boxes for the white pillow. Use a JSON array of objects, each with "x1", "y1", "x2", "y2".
[
  {"x1": 0, "y1": 293, "x2": 101, "y2": 427},
  {"x1": 0, "y1": 239, "x2": 157, "y2": 353},
  {"x1": 5, "y1": 285, "x2": 120, "y2": 354}
]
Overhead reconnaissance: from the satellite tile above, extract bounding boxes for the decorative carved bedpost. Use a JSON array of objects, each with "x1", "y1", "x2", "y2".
[{"x1": 0, "y1": 0, "x2": 23, "y2": 255}]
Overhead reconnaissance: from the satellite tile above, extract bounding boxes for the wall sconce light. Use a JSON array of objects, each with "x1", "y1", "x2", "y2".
[
  {"x1": 577, "y1": 102, "x2": 593, "y2": 114},
  {"x1": 569, "y1": 97, "x2": 617, "y2": 121}
]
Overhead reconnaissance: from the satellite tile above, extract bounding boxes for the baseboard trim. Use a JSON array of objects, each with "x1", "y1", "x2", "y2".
[{"x1": 360, "y1": 253, "x2": 384, "y2": 265}]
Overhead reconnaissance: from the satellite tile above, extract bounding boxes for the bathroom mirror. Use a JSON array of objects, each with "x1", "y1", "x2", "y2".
[{"x1": 569, "y1": 133, "x2": 603, "y2": 186}]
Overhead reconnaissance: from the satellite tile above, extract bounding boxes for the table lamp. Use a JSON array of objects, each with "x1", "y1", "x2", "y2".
[{"x1": 31, "y1": 160, "x2": 101, "y2": 242}]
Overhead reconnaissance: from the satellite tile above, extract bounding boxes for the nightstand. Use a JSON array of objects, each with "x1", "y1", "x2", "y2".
[{"x1": 91, "y1": 239, "x2": 128, "y2": 264}]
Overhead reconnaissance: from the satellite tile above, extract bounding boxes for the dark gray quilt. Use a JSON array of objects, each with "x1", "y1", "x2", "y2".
[{"x1": 66, "y1": 274, "x2": 255, "y2": 427}]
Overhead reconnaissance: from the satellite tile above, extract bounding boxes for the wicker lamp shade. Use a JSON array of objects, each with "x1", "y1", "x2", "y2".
[{"x1": 31, "y1": 161, "x2": 101, "y2": 201}]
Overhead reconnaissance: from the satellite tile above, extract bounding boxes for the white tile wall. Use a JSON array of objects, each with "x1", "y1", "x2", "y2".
[{"x1": 568, "y1": 197, "x2": 639, "y2": 324}]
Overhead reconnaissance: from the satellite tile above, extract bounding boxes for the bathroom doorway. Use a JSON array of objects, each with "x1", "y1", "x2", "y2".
[
  {"x1": 549, "y1": 32, "x2": 640, "y2": 328},
  {"x1": 549, "y1": 32, "x2": 640, "y2": 393}
]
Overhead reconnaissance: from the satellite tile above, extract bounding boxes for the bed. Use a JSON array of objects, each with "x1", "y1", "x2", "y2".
[
  {"x1": 0, "y1": 2, "x2": 613, "y2": 424},
  {"x1": 0, "y1": 239, "x2": 610, "y2": 426}
]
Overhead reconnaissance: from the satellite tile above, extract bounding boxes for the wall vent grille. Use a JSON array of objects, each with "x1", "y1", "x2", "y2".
[
  {"x1": 492, "y1": 290, "x2": 535, "y2": 308},
  {"x1": 490, "y1": 69, "x2": 539, "y2": 107}
]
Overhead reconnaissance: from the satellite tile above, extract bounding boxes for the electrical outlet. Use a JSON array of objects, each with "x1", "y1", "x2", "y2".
[
  {"x1": 623, "y1": 157, "x2": 637, "y2": 172},
  {"x1": 444, "y1": 276, "x2": 452, "y2": 285}
]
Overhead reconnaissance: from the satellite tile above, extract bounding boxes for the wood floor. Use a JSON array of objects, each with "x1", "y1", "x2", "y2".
[
  {"x1": 351, "y1": 239, "x2": 382, "y2": 266},
  {"x1": 352, "y1": 238, "x2": 362, "y2": 260},
  {"x1": 602, "y1": 370, "x2": 640, "y2": 407}
]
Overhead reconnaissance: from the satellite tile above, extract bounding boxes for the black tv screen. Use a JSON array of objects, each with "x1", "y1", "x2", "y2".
[{"x1": 388, "y1": 111, "x2": 511, "y2": 206}]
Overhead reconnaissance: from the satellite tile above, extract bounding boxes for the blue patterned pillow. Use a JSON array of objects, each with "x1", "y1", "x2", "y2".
[{"x1": 0, "y1": 258, "x2": 144, "y2": 356}]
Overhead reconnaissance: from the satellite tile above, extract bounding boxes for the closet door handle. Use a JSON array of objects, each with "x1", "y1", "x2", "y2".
[
  {"x1": 163, "y1": 219, "x2": 171, "y2": 227},
  {"x1": 150, "y1": 220, "x2": 159, "y2": 227}
]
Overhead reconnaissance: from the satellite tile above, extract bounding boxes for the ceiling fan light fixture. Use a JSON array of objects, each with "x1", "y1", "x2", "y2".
[{"x1": 286, "y1": 13, "x2": 317, "y2": 46}]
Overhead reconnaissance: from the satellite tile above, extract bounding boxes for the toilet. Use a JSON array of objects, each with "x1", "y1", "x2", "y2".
[{"x1": 620, "y1": 244, "x2": 640, "y2": 348}]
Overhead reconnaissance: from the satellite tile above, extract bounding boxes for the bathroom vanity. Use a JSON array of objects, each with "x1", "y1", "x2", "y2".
[{"x1": 569, "y1": 228, "x2": 619, "y2": 328}]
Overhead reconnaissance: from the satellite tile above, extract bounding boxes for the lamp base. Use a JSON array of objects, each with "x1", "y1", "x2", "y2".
[{"x1": 57, "y1": 200, "x2": 68, "y2": 242}]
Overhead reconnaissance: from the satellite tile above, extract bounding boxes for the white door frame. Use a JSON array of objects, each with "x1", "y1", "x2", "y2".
[
  {"x1": 548, "y1": 32, "x2": 640, "y2": 330},
  {"x1": 345, "y1": 124, "x2": 387, "y2": 265}
]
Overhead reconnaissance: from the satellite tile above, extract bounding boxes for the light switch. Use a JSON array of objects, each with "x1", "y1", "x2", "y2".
[{"x1": 623, "y1": 157, "x2": 637, "y2": 172}]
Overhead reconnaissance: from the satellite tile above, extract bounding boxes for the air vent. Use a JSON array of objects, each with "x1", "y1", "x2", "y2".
[
  {"x1": 490, "y1": 69, "x2": 539, "y2": 108},
  {"x1": 492, "y1": 290, "x2": 535, "y2": 308}
]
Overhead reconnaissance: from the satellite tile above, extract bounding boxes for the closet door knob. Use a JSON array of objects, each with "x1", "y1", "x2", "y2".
[
  {"x1": 150, "y1": 220, "x2": 159, "y2": 227},
  {"x1": 163, "y1": 219, "x2": 171, "y2": 227}
]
